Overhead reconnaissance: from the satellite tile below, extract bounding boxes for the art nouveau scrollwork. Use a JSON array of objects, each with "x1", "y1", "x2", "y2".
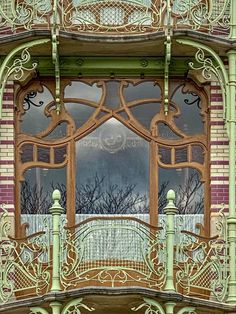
[{"x1": 17, "y1": 79, "x2": 207, "y2": 228}]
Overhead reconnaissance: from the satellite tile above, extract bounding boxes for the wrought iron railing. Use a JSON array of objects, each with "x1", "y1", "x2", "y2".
[
  {"x1": 0, "y1": 0, "x2": 231, "y2": 35},
  {"x1": 0, "y1": 190, "x2": 229, "y2": 304}
]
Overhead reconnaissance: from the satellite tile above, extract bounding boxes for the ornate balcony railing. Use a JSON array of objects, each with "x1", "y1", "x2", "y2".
[
  {"x1": 0, "y1": 0, "x2": 231, "y2": 36},
  {"x1": 0, "y1": 190, "x2": 229, "y2": 305}
]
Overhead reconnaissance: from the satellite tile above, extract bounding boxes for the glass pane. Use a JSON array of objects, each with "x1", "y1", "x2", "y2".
[
  {"x1": 64, "y1": 103, "x2": 96, "y2": 128},
  {"x1": 64, "y1": 81, "x2": 102, "y2": 102},
  {"x1": 171, "y1": 85, "x2": 204, "y2": 135},
  {"x1": 124, "y1": 81, "x2": 161, "y2": 102},
  {"x1": 21, "y1": 167, "x2": 66, "y2": 214},
  {"x1": 157, "y1": 123, "x2": 181, "y2": 139},
  {"x1": 44, "y1": 122, "x2": 68, "y2": 139},
  {"x1": 175, "y1": 147, "x2": 188, "y2": 163},
  {"x1": 21, "y1": 87, "x2": 54, "y2": 135},
  {"x1": 158, "y1": 146, "x2": 171, "y2": 164},
  {"x1": 192, "y1": 145, "x2": 204, "y2": 164},
  {"x1": 76, "y1": 118, "x2": 149, "y2": 215},
  {"x1": 104, "y1": 81, "x2": 120, "y2": 109},
  {"x1": 38, "y1": 147, "x2": 50, "y2": 163},
  {"x1": 54, "y1": 146, "x2": 67, "y2": 164},
  {"x1": 130, "y1": 103, "x2": 161, "y2": 129},
  {"x1": 158, "y1": 167, "x2": 204, "y2": 214},
  {"x1": 21, "y1": 144, "x2": 33, "y2": 163}
]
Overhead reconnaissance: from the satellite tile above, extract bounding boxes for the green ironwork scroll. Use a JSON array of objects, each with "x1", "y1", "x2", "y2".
[
  {"x1": 0, "y1": 38, "x2": 50, "y2": 119},
  {"x1": 0, "y1": 204, "x2": 51, "y2": 303},
  {"x1": 132, "y1": 298, "x2": 197, "y2": 314},
  {"x1": 30, "y1": 298, "x2": 95, "y2": 314}
]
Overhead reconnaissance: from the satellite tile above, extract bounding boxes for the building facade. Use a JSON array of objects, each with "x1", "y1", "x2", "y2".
[{"x1": 0, "y1": 0, "x2": 236, "y2": 313}]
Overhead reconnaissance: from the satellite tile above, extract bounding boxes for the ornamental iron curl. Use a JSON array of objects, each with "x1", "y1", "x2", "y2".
[
  {"x1": 0, "y1": 206, "x2": 51, "y2": 303},
  {"x1": 0, "y1": 0, "x2": 231, "y2": 35},
  {"x1": 60, "y1": 217, "x2": 166, "y2": 290},
  {"x1": 175, "y1": 207, "x2": 229, "y2": 302}
]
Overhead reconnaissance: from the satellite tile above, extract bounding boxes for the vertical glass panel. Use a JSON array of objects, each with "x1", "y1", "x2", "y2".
[
  {"x1": 124, "y1": 81, "x2": 161, "y2": 102},
  {"x1": 130, "y1": 103, "x2": 161, "y2": 129},
  {"x1": 64, "y1": 82, "x2": 102, "y2": 102},
  {"x1": 175, "y1": 147, "x2": 188, "y2": 163},
  {"x1": 104, "y1": 81, "x2": 120, "y2": 109},
  {"x1": 21, "y1": 167, "x2": 66, "y2": 214},
  {"x1": 158, "y1": 167, "x2": 204, "y2": 214},
  {"x1": 21, "y1": 144, "x2": 33, "y2": 163},
  {"x1": 54, "y1": 146, "x2": 67, "y2": 164},
  {"x1": 64, "y1": 103, "x2": 96, "y2": 128},
  {"x1": 158, "y1": 146, "x2": 171, "y2": 164},
  {"x1": 76, "y1": 118, "x2": 149, "y2": 215},
  {"x1": 192, "y1": 145, "x2": 204, "y2": 164},
  {"x1": 21, "y1": 87, "x2": 54, "y2": 135},
  {"x1": 171, "y1": 85, "x2": 204, "y2": 135},
  {"x1": 38, "y1": 147, "x2": 50, "y2": 163}
]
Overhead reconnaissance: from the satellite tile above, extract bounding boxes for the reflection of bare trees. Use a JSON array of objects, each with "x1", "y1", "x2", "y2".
[
  {"x1": 158, "y1": 172, "x2": 204, "y2": 214},
  {"x1": 21, "y1": 172, "x2": 203, "y2": 215}
]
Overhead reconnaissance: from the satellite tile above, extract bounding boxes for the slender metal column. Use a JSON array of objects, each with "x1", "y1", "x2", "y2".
[
  {"x1": 165, "y1": 302, "x2": 175, "y2": 314},
  {"x1": 164, "y1": 190, "x2": 178, "y2": 292},
  {"x1": 50, "y1": 189, "x2": 64, "y2": 292},
  {"x1": 229, "y1": 0, "x2": 236, "y2": 39},
  {"x1": 50, "y1": 302, "x2": 62, "y2": 314},
  {"x1": 226, "y1": 49, "x2": 236, "y2": 304}
]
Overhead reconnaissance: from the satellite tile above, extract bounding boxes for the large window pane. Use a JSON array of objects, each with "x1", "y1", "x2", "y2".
[{"x1": 76, "y1": 118, "x2": 149, "y2": 215}]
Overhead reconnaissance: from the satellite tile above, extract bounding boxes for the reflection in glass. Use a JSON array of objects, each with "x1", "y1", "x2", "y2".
[
  {"x1": 104, "y1": 81, "x2": 120, "y2": 109},
  {"x1": 192, "y1": 145, "x2": 204, "y2": 164},
  {"x1": 45, "y1": 122, "x2": 68, "y2": 139},
  {"x1": 124, "y1": 81, "x2": 161, "y2": 102},
  {"x1": 21, "y1": 87, "x2": 54, "y2": 135},
  {"x1": 21, "y1": 144, "x2": 33, "y2": 163},
  {"x1": 158, "y1": 146, "x2": 171, "y2": 164},
  {"x1": 175, "y1": 147, "x2": 188, "y2": 163},
  {"x1": 21, "y1": 167, "x2": 66, "y2": 214},
  {"x1": 157, "y1": 123, "x2": 181, "y2": 139},
  {"x1": 76, "y1": 118, "x2": 149, "y2": 215},
  {"x1": 158, "y1": 167, "x2": 204, "y2": 214},
  {"x1": 38, "y1": 147, "x2": 50, "y2": 163},
  {"x1": 130, "y1": 103, "x2": 161, "y2": 129},
  {"x1": 65, "y1": 103, "x2": 95, "y2": 128},
  {"x1": 64, "y1": 81, "x2": 102, "y2": 102},
  {"x1": 171, "y1": 85, "x2": 204, "y2": 135}
]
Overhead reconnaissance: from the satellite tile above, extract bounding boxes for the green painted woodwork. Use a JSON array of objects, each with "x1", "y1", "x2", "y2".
[{"x1": 21, "y1": 56, "x2": 192, "y2": 77}]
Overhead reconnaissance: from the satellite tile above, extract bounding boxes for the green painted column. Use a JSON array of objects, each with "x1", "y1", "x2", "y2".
[
  {"x1": 229, "y1": 0, "x2": 236, "y2": 39},
  {"x1": 50, "y1": 190, "x2": 64, "y2": 292},
  {"x1": 164, "y1": 190, "x2": 178, "y2": 292},
  {"x1": 165, "y1": 302, "x2": 175, "y2": 314},
  {"x1": 226, "y1": 49, "x2": 236, "y2": 304},
  {"x1": 50, "y1": 302, "x2": 61, "y2": 314}
]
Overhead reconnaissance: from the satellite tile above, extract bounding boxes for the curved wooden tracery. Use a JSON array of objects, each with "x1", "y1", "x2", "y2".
[{"x1": 15, "y1": 77, "x2": 209, "y2": 234}]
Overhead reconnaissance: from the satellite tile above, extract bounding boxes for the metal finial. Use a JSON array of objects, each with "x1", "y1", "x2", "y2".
[{"x1": 52, "y1": 189, "x2": 61, "y2": 202}]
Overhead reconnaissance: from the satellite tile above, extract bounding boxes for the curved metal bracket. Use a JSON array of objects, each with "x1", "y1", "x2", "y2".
[
  {"x1": 176, "y1": 307, "x2": 196, "y2": 314},
  {"x1": 61, "y1": 298, "x2": 95, "y2": 314},
  {"x1": 29, "y1": 307, "x2": 49, "y2": 314},
  {"x1": 176, "y1": 39, "x2": 229, "y2": 133},
  {"x1": 0, "y1": 38, "x2": 50, "y2": 119},
  {"x1": 132, "y1": 297, "x2": 165, "y2": 314}
]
